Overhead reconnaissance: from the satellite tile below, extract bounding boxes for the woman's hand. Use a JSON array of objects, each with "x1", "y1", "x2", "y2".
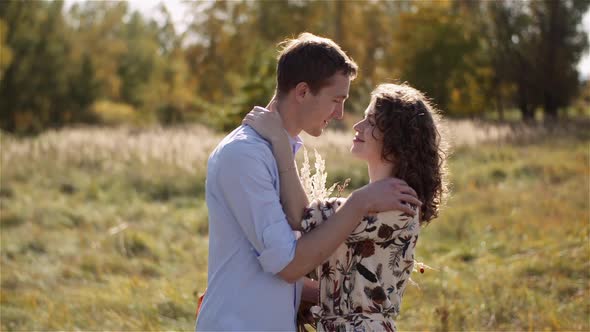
[{"x1": 242, "y1": 101, "x2": 287, "y2": 145}]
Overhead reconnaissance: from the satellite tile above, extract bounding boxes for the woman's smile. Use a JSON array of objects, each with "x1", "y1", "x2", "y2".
[{"x1": 353, "y1": 135, "x2": 365, "y2": 143}]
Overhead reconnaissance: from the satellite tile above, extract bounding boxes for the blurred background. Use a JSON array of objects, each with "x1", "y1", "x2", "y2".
[
  {"x1": 0, "y1": 0, "x2": 589, "y2": 331},
  {"x1": 1, "y1": 0, "x2": 589, "y2": 131}
]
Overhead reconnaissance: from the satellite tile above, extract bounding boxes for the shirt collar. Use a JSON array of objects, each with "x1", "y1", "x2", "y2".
[{"x1": 287, "y1": 131, "x2": 304, "y2": 155}]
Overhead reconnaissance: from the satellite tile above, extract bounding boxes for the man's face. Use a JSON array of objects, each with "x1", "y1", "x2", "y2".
[{"x1": 299, "y1": 72, "x2": 351, "y2": 137}]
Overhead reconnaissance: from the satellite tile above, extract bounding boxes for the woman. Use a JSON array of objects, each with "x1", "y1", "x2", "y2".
[{"x1": 244, "y1": 83, "x2": 448, "y2": 331}]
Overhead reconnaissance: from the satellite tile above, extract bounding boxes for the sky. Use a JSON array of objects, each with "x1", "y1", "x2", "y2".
[
  {"x1": 121, "y1": 0, "x2": 191, "y2": 32},
  {"x1": 64, "y1": 0, "x2": 192, "y2": 32},
  {"x1": 66, "y1": 0, "x2": 590, "y2": 79},
  {"x1": 579, "y1": 10, "x2": 590, "y2": 79}
]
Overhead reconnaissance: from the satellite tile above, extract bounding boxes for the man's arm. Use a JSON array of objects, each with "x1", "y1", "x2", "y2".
[
  {"x1": 277, "y1": 189, "x2": 367, "y2": 283},
  {"x1": 298, "y1": 278, "x2": 319, "y2": 326},
  {"x1": 346, "y1": 208, "x2": 419, "y2": 242},
  {"x1": 243, "y1": 105, "x2": 419, "y2": 234},
  {"x1": 277, "y1": 179, "x2": 421, "y2": 283},
  {"x1": 217, "y1": 143, "x2": 298, "y2": 275},
  {"x1": 241, "y1": 107, "x2": 422, "y2": 282}
]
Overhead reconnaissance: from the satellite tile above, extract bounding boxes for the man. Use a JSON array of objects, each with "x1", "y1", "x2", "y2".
[{"x1": 196, "y1": 33, "x2": 420, "y2": 331}]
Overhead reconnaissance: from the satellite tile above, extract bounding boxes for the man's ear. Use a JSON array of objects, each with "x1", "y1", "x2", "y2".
[{"x1": 294, "y1": 82, "x2": 309, "y2": 103}]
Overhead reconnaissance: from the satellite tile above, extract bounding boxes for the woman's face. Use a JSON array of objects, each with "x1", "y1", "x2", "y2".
[{"x1": 350, "y1": 103, "x2": 384, "y2": 163}]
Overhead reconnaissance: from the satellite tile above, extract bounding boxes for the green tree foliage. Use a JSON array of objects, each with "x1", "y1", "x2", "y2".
[
  {"x1": 153, "y1": 4, "x2": 195, "y2": 124},
  {"x1": 530, "y1": 0, "x2": 589, "y2": 120},
  {"x1": 67, "y1": 1, "x2": 128, "y2": 100},
  {"x1": 0, "y1": 19, "x2": 13, "y2": 80},
  {"x1": 69, "y1": 53, "x2": 100, "y2": 121},
  {"x1": 119, "y1": 12, "x2": 158, "y2": 109},
  {"x1": 0, "y1": 1, "x2": 75, "y2": 132},
  {"x1": 485, "y1": 0, "x2": 589, "y2": 121},
  {"x1": 392, "y1": 1, "x2": 483, "y2": 115},
  {"x1": 0, "y1": 0, "x2": 588, "y2": 133}
]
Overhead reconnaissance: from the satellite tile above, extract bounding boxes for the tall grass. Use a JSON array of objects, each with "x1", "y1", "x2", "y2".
[{"x1": 0, "y1": 120, "x2": 588, "y2": 330}]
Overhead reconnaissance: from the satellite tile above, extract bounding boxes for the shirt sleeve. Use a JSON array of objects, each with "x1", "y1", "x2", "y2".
[
  {"x1": 217, "y1": 144, "x2": 296, "y2": 275},
  {"x1": 347, "y1": 206, "x2": 420, "y2": 242},
  {"x1": 300, "y1": 197, "x2": 346, "y2": 233}
]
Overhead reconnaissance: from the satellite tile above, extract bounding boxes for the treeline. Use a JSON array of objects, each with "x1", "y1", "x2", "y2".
[{"x1": 0, "y1": 0, "x2": 588, "y2": 134}]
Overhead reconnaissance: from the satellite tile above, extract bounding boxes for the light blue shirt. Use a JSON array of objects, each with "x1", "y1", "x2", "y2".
[{"x1": 196, "y1": 119, "x2": 304, "y2": 331}]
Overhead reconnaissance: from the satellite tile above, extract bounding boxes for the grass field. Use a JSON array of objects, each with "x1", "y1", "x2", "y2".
[{"x1": 1, "y1": 120, "x2": 589, "y2": 331}]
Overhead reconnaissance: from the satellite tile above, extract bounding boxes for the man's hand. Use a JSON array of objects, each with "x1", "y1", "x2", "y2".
[
  {"x1": 352, "y1": 177, "x2": 421, "y2": 216},
  {"x1": 297, "y1": 299, "x2": 316, "y2": 330},
  {"x1": 297, "y1": 277, "x2": 318, "y2": 329}
]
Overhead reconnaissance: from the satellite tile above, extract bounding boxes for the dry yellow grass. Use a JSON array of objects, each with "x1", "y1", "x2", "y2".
[{"x1": 0, "y1": 119, "x2": 588, "y2": 331}]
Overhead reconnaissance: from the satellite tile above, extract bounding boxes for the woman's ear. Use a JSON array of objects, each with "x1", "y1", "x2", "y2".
[{"x1": 294, "y1": 82, "x2": 309, "y2": 103}]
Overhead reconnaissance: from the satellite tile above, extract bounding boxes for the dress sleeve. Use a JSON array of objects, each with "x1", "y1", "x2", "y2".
[
  {"x1": 300, "y1": 197, "x2": 346, "y2": 233},
  {"x1": 346, "y1": 205, "x2": 420, "y2": 243}
]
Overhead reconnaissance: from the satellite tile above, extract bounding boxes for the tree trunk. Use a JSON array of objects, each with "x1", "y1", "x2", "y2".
[
  {"x1": 519, "y1": 99, "x2": 535, "y2": 122},
  {"x1": 544, "y1": 93, "x2": 558, "y2": 122},
  {"x1": 493, "y1": 79, "x2": 505, "y2": 121},
  {"x1": 541, "y1": 0, "x2": 560, "y2": 123},
  {"x1": 517, "y1": 78, "x2": 535, "y2": 122}
]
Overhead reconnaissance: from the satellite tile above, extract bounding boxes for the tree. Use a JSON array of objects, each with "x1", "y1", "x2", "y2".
[
  {"x1": 69, "y1": 52, "x2": 100, "y2": 121},
  {"x1": 0, "y1": 19, "x2": 13, "y2": 81},
  {"x1": 392, "y1": 0, "x2": 482, "y2": 115},
  {"x1": 530, "y1": 0, "x2": 589, "y2": 120},
  {"x1": 67, "y1": 1, "x2": 128, "y2": 101},
  {"x1": 153, "y1": 4, "x2": 196, "y2": 124},
  {"x1": 486, "y1": 0, "x2": 589, "y2": 121},
  {"x1": 0, "y1": 0, "x2": 74, "y2": 132},
  {"x1": 118, "y1": 12, "x2": 160, "y2": 110}
]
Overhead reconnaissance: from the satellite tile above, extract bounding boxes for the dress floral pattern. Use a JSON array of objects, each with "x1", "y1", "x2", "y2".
[{"x1": 301, "y1": 197, "x2": 420, "y2": 332}]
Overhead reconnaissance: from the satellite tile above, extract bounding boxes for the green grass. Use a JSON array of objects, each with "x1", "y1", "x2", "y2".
[
  {"x1": 397, "y1": 136, "x2": 589, "y2": 331},
  {"x1": 480, "y1": 107, "x2": 590, "y2": 122},
  {"x1": 1, "y1": 123, "x2": 588, "y2": 330}
]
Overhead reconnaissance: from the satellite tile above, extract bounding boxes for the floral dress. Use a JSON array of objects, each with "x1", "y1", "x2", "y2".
[{"x1": 301, "y1": 197, "x2": 420, "y2": 332}]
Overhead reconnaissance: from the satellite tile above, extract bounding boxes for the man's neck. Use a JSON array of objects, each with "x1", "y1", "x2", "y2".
[{"x1": 275, "y1": 98, "x2": 301, "y2": 138}]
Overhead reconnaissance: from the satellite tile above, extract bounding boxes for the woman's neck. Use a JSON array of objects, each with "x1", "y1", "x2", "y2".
[{"x1": 368, "y1": 160, "x2": 395, "y2": 183}]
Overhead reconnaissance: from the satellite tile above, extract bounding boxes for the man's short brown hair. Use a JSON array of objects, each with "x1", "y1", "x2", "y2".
[{"x1": 276, "y1": 33, "x2": 357, "y2": 97}]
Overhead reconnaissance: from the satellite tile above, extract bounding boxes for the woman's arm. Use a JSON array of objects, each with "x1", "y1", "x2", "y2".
[
  {"x1": 243, "y1": 104, "x2": 309, "y2": 231},
  {"x1": 270, "y1": 133, "x2": 309, "y2": 231}
]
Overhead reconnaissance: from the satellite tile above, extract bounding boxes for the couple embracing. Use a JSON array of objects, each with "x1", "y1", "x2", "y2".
[{"x1": 196, "y1": 32, "x2": 448, "y2": 332}]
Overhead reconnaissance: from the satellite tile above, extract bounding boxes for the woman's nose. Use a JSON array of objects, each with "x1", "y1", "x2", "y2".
[{"x1": 353, "y1": 120, "x2": 362, "y2": 131}]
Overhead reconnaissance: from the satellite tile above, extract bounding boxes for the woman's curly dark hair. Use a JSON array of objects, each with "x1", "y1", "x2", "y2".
[{"x1": 370, "y1": 83, "x2": 449, "y2": 224}]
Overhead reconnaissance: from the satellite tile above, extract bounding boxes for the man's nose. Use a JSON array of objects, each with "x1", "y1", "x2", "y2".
[{"x1": 332, "y1": 104, "x2": 344, "y2": 120}]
